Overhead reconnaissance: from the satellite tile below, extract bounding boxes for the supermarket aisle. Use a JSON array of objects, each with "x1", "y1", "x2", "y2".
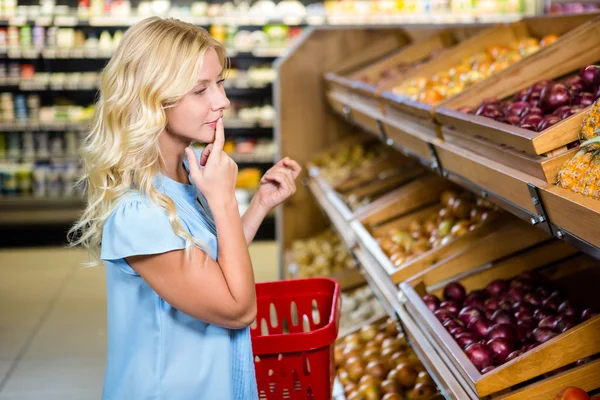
[{"x1": 0, "y1": 243, "x2": 279, "y2": 399}]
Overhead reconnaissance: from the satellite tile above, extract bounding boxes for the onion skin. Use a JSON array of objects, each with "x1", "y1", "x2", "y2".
[
  {"x1": 540, "y1": 83, "x2": 571, "y2": 113},
  {"x1": 444, "y1": 282, "x2": 466, "y2": 304},
  {"x1": 486, "y1": 337, "x2": 514, "y2": 364},
  {"x1": 486, "y1": 323, "x2": 519, "y2": 346},
  {"x1": 532, "y1": 327, "x2": 558, "y2": 343},
  {"x1": 464, "y1": 343, "x2": 494, "y2": 371}
]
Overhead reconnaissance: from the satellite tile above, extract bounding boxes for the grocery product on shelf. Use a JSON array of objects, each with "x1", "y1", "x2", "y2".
[
  {"x1": 340, "y1": 286, "x2": 386, "y2": 334},
  {"x1": 392, "y1": 36, "x2": 558, "y2": 105},
  {"x1": 335, "y1": 318, "x2": 440, "y2": 400},
  {"x1": 311, "y1": 140, "x2": 381, "y2": 185},
  {"x1": 375, "y1": 189, "x2": 498, "y2": 269},
  {"x1": 427, "y1": 273, "x2": 598, "y2": 373},
  {"x1": 288, "y1": 228, "x2": 355, "y2": 279},
  {"x1": 459, "y1": 65, "x2": 600, "y2": 133}
]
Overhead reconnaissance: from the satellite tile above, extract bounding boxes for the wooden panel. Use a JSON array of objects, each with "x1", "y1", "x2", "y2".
[
  {"x1": 476, "y1": 315, "x2": 600, "y2": 397},
  {"x1": 434, "y1": 139, "x2": 549, "y2": 215},
  {"x1": 371, "y1": 203, "x2": 442, "y2": 236},
  {"x1": 429, "y1": 244, "x2": 584, "y2": 297},
  {"x1": 278, "y1": 28, "x2": 407, "y2": 250},
  {"x1": 390, "y1": 219, "x2": 510, "y2": 284},
  {"x1": 410, "y1": 221, "x2": 551, "y2": 289},
  {"x1": 442, "y1": 128, "x2": 578, "y2": 182},
  {"x1": 541, "y1": 185, "x2": 600, "y2": 249},
  {"x1": 349, "y1": 33, "x2": 452, "y2": 83},
  {"x1": 496, "y1": 359, "x2": 600, "y2": 400},
  {"x1": 354, "y1": 175, "x2": 452, "y2": 227},
  {"x1": 343, "y1": 166, "x2": 427, "y2": 203}
]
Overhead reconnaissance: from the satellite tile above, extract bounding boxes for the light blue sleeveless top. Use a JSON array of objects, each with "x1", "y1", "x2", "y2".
[{"x1": 100, "y1": 151, "x2": 258, "y2": 399}]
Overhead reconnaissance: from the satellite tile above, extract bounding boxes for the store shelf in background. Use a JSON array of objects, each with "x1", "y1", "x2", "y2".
[
  {"x1": 0, "y1": 13, "x2": 533, "y2": 29},
  {"x1": 0, "y1": 80, "x2": 273, "y2": 95},
  {"x1": 0, "y1": 48, "x2": 286, "y2": 60},
  {"x1": 0, "y1": 195, "x2": 84, "y2": 225}
]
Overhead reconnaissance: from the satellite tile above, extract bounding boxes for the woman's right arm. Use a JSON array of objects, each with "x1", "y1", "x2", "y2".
[{"x1": 126, "y1": 119, "x2": 256, "y2": 329}]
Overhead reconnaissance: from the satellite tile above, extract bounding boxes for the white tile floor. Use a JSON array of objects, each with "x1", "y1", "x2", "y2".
[{"x1": 0, "y1": 242, "x2": 279, "y2": 399}]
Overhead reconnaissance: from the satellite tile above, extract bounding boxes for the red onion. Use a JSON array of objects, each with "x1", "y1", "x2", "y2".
[
  {"x1": 502, "y1": 102, "x2": 514, "y2": 115},
  {"x1": 443, "y1": 318, "x2": 464, "y2": 332},
  {"x1": 492, "y1": 310, "x2": 516, "y2": 325},
  {"x1": 476, "y1": 104, "x2": 504, "y2": 120},
  {"x1": 528, "y1": 91, "x2": 541, "y2": 104},
  {"x1": 581, "y1": 308, "x2": 598, "y2": 321},
  {"x1": 579, "y1": 92, "x2": 596, "y2": 107},
  {"x1": 464, "y1": 290, "x2": 489, "y2": 305},
  {"x1": 558, "y1": 301, "x2": 578, "y2": 318},
  {"x1": 465, "y1": 343, "x2": 494, "y2": 371},
  {"x1": 486, "y1": 324, "x2": 519, "y2": 345},
  {"x1": 506, "y1": 350, "x2": 524, "y2": 362},
  {"x1": 515, "y1": 325, "x2": 527, "y2": 341},
  {"x1": 434, "y1": 309, "x2": 454, "y2": 323},
  {"x1": 525, "y1": 292, "x2": 543, "y2": 307},
  {"x1": 536, "y1": 286, "x2": 552, "y2": 297},
  {"x1": 469, "y1": 318, "x2": 493, "y2": 338},
  {"x1": 484, "y1": 298, "x2": 500, "y2": 311},
  {"x1": 423, "y1": 294, "x2": 441, "y2": 312},
  {"x1": 517, "y1": 319, "x2": 537, "y2": 334},
  {"x1": 444, "y1": 282, "x2": 466, "y2": 303},
  {"x1": 486, "y1": 337, "x2": 514, "y2": 364},
  {"x1": 542, "y1": 292, "x2": 563, "y2": 310},
  {"x1": 480, "y1": 366, "x2": 496, "y2": 374},
  {"x1": 519, "y1": 123, "x2": 537, "y2": 132},
  {"x1": 540, "y1": 83, "x2": 571, "y2": 113},
  {"x1": 440, "y1": 301, "x2": 460, "y2": 316},
  {"x1": 534, "y1": 307, "x2": 556, "y2": 321},
  {"x1": 513, "y1": 89, "x2": 530, "y2": 102},
  {"x1": 506, "y1": 115, "x2": 522, "y2": 125},
  {"x1": 486, "y1": 280, "x2": 509, "y2": 297},
  {"x1": 510, "y1": 278, "x2": 533, "y2": 291},
  {"x1": 508, "y1": 101, "x2": 530, "y2": 117},
  {"x1": 507, "y1": 287, "x2": 526, "y2": 303},
  {"x1": 456, "y1": 332, "x2": 480, "y2": 349},
  {"x1": 532, "y1": 80, "x2": 552, "y2": 92},
  {"x1": 580, "y1": 66, "x2": 597, "y2": 90},
  {"x1": 521, "y1": 114, "x2": 544, "y2": 127},
  {"x1": 568, "y1": 82, "x2": 585, "y2": 94},
  {"x1": 554, "y1": 315, "x2": 577, "y2": 333},
  {"x1": 459, "y1": 306, "x2": 485, "y2": 325},
  {"x1": 484, "y1": 309, "x2": 495, "y2": 320},
  {"x1": 450, "y1": 326, "x2": 469, "y2": 338},
  {"x1": 576, "y1": 357, "x2": 592, "y2": 366},
  {"x1": 482, "y1": 98, "x2": 501, "y2": 106},
  {"x1": 539, "y1": 115, "x2": 562, "y2": 131},
  {"x1": 533, "y1": 327, "x2": 558, "y2": 343},
  {"x1": 513, "y1": 301, "x2": 535, "y2": 313},
  {"x1": 538, "y1": 315, "x2": 560, "y2": 329},
  {"x1": 527, "y1": 342, "x2": 540, "y2": 351}
]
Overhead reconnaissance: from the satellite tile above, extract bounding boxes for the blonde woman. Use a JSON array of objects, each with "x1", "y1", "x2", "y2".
[{"x1": 69, "y1": 17, "x2": 301, "y2": 399}]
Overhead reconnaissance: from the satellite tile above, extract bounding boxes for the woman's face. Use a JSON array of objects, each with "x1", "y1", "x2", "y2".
[{"x1": 164, "y1": 47, "x2": 230, "y2": 144}]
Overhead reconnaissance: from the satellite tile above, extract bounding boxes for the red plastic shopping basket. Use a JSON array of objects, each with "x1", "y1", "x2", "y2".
[{"x1": 251, "y1": 278, "x2": 341, "y2": 400}]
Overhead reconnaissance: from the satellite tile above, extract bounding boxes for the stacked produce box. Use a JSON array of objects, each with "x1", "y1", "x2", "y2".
[{"x1": 279, "y1": 12, "x2": 600, "y2": 400}]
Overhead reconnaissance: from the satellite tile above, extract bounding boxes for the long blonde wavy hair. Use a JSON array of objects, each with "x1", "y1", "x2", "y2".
[{"x1": 68, "y1": 17, "x2": 228, "y2": 264}]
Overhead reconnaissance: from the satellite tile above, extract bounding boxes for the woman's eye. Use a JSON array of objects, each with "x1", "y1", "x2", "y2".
[
  {"x1": 217, "y1": 79, "x2": 226, "y2": 86},
  {"x1": 194, "y1": 88, "x2": 207, "y2": 95}
]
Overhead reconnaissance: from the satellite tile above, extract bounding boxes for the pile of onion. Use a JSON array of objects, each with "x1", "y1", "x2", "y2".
[
  {"x1": 423, "y1": 272, "x2": 597, "y2": 373},
  {"x1": 458, "y1": 64, "x2": 600, "y2": 133}
]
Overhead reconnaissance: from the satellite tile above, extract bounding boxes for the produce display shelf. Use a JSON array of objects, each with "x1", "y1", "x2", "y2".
[
  {"x1": 353, "y1": 246, "x2": 478, "y2": 400},
  {"x1": 400, "y1": 245, "x2": 600, "y2": 398}
]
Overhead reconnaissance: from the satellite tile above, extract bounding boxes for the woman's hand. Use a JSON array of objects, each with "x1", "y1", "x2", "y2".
[
  {"x1": 255, "y1": 157, "x2": 302, "y2": 211},
  {"x1": 185, "y1": 118, "x2": 238, "y2": 206}
]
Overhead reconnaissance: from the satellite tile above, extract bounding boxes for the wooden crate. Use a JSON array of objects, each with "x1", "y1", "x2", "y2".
[
  {"x1": 400, "y1": 244, "x2": 600, "y2": 398},
  {"x1": 435, "y1": 18, "x2": 600, "y2": 182},
  {"x1": 541, "y1": 185, "x2": 600, "y2": 250},
  {"x1": 350, "y1": 176, "x2": 551, "y2": 285},
  {"x1": 434, "y1": 138, "x2": 550, "y2": 216},
  {"x1": 379, "y1": 14, "x2": 599, "y2": 124},
  {"x1": 324, "y1": 28, "x2": 487, "y2": 144}
]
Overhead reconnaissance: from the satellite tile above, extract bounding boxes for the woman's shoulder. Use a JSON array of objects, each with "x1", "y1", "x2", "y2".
[{"x1": 106, "y1": 191, "x2": 167, "y2": 227}]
